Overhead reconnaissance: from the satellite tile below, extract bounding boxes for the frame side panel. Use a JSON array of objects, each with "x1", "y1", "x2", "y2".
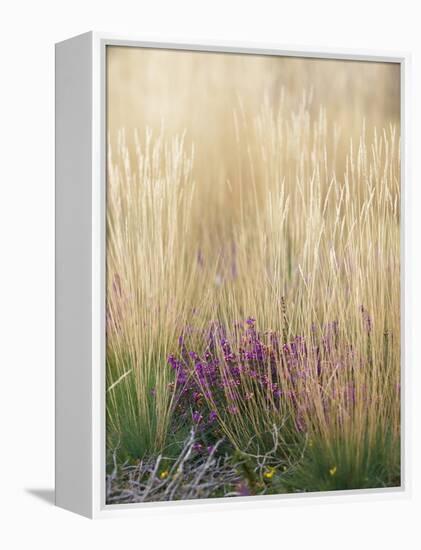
[{"x1": 55, "y1": 32, "x2": 93, "y2": 518}]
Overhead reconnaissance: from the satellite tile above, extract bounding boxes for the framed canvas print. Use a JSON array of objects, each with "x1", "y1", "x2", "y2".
[{"x1": 55, "y1": 32, "x2": 410, "y2": 518}]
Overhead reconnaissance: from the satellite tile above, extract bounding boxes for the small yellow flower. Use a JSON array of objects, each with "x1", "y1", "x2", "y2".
[
  {"x1": 263, "y1": 467, "x2": 276, "y2": 480},
  {"x1": 308, "y1": 439, "x2": 313, "y2": 448},
  {"x1": 329, "y1": 466, "x2": 337, "y2": 476},
  {"x1": 159, "y1": 470, "x2": 169, "y2": 479}
]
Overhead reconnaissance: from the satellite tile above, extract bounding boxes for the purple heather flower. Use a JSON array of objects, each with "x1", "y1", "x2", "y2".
[
  {"x1": 168, "y1": 354, "x2": 177, "y2": 369},
  {"x1": 228, "y1": 404, "x2": 239, "y2": 415},
  {"x1": 168, "y1": 314, "x2": 374, "y2": 444},
  {"x1": 192, "y1": 411, "x2": 203, "y2": 424}
]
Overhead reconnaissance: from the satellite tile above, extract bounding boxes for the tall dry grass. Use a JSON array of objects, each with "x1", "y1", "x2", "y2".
[{"x1": 106, "y1": 48, "x2": 400, "y2": 487}]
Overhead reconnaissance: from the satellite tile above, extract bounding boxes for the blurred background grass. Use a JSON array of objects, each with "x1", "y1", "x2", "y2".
[
  {"x1": 107, "y1": 46, "x2": 399, "y2": 172},
  {"x1": 107, "y1": 47, "x2": 400, "y2": 241}
]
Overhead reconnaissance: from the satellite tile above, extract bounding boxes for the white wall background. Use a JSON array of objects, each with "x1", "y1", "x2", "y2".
[{"x1": 0, "y1": 0, "x2": 419, "y2": 548}]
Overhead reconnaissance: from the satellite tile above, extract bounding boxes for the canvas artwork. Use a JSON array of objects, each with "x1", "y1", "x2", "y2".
[{"x1": 105, "y1": 47, "x2": 400, "y2": 504}]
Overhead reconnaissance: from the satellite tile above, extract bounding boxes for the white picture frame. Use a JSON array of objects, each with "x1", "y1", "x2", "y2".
[{"x1": 55, "y1": 31, "x2": 411, "y2": 519}]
